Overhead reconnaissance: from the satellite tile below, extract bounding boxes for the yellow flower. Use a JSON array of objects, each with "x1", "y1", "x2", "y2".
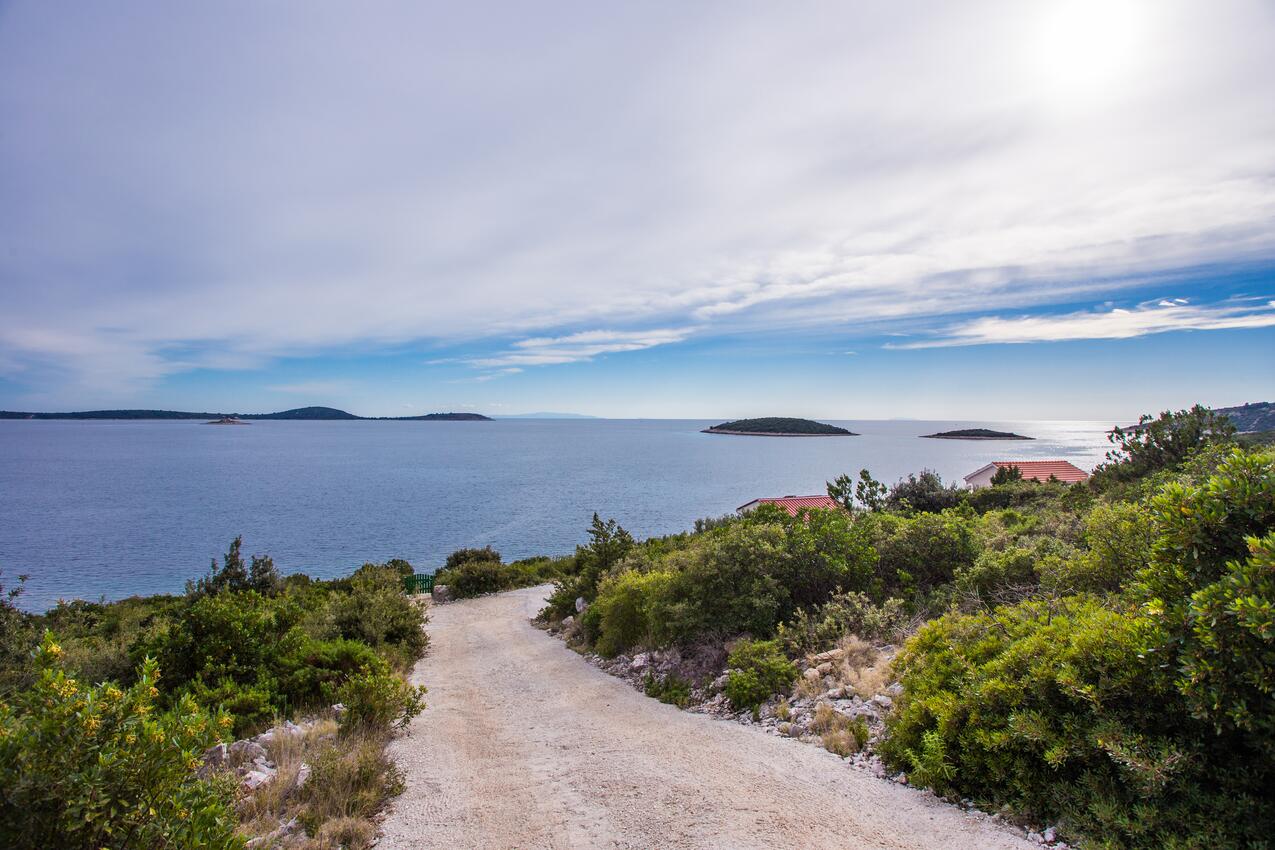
[
  {"x1": 148, "y1": 686, "x2": 159, "y2": 698},
  {"x1": 85, "y1": 716, "x2": 101, "y2": 732},
  {"x1": 125, "y1": 733, "x2": 137, "y2": 744},
  {"x1": 48, "y1": 643, "x2": 62, "y2": 656}
]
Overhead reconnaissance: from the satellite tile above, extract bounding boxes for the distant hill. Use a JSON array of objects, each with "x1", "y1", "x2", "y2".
[
  {"x1": 0, "y1": 406, "x2": 491, "y2": 421},
  {"x1": 1216, "y1": 402, "x2": 1275, "y2": 433},
  {"x1": 921, "y1": 428, "x2": 1034, "y2": 440},
  {"x1": 702, "y1": 417, "x2": 857, "y2": 436}
]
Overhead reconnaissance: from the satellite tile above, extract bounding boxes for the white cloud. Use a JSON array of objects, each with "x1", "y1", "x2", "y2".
[
  {"x1": 470, "y1": 328, "x2": 695, "y2": 368},
  {"x1": 0, "y1": 1, "x2": 1273, "y2": 399},
  {"x1": 890, "y1": 299, "x2": 1275, "y2": 348}
]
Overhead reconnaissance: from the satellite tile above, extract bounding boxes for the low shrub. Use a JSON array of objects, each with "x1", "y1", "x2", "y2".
[
  {"x1": 327, "y1": 564, "x2": 428, "y2": 666},
  {"x1": 778, "y1": 591, "x2": 909, "y2": 654},
  {"x1": 723, "y1": 639, "x2": 797, "y2": 712},
  {"x1": 444, "y1": 546, "x2": 502, "y2": 571},
  {"x1": 334, "y1": 667, "x2": 427, "y2": 733},
  {"x1": 590, "y1": 569, "x2": 677, "y2": 657},
  {"x1": 642, "y1": 672, "x2": 691, "y2": 708},
  {"x1": 0, "y1": 635, "x2": 240, "y2": 850},
  {"x1": 299, "y1": 732, "x2": 405, "y2": 834}
]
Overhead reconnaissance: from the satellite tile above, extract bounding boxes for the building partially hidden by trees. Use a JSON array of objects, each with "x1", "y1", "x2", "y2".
[{"x1": 962, "y1": 459, "x2": 1089, "y2": 489}]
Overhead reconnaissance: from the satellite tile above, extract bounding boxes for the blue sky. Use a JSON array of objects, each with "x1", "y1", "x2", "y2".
[{"x1": 1, "y1": 1, "x2": 1273, "y2": 419}]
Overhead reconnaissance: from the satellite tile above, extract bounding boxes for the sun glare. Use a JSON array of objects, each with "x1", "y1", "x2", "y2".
[{"x1": 1028, "y1": 0, "x2": 1150, "y2": 105}]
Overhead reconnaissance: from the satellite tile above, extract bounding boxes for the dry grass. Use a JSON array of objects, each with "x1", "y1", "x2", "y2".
[
  {"x1": 794, "y1": 672, "x2": 825, "y2": 699},
  {"x1": 234, "y1": 719, "x2": 401, "y2": 849},
  {"x1": 833, "y1": 636, "x2": 893, "y2": 700},
  {"x1": 774, "y1": 699, "x2": 791, "y2": 722},
  {"x1": 810, "y1": 701, "x2": 869, "y2": 758}
]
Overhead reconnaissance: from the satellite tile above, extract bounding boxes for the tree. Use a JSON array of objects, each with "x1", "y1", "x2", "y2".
[
  {"x1": 886, "y1": 470, "x2": 965, "y2": 513},
  {"x1": 576, "y1": 514, "x2": 635, "y2": 601},
  {"x1": 188, "y1": 537, "x2": 279, "y2": 597},
  {"x1": 1092, "y1": 405, "x2": 1236, "y2": 486},
  {"x1": 855, "y1": 469, "x2": 887, "y2": 512},
  {"x1": 827, "y1": 474, "x2": 854, "y2": 511},
  {"x1": 990, "y1": 464, "x2": 1023, "y2": 485}
]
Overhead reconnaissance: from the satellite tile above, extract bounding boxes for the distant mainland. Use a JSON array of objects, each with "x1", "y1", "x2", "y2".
[
  {"x1": 0, "y1": 405, "x2": 492, "y2": 421},
  {"x1": 702, "y1": 417, "x2": 857, "y2": 436},
  {"x1": 921, "y1": 428, "x2": 1034, "y2": 440}
]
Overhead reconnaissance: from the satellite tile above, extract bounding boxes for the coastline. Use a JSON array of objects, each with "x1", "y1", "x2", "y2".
[
  {"x1": 920, "y1": 434, "x2": 1034, "y2": 441},
  {"x1": 701, "y1": 429, "x2": 858, "y2": 437}
]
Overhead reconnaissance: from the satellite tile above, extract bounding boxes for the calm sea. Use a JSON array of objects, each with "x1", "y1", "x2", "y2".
[{"x1": 0, "y1": 418, "x2": 1114, "y2": 611}]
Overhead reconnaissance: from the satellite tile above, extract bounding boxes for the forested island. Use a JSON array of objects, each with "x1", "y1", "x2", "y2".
[
  {"x1": 702, "y1": 417, "x2": 857, "y2": 436},
  {"x1": 0, "y1": 405, "x2": 491, "y2": 421},
  {"x1": 1216, "y1": 401, "x2": 1274, "y2": 432},
  {"x1": 921, "y1": 428, "x2": 1033, "y2": 440}
]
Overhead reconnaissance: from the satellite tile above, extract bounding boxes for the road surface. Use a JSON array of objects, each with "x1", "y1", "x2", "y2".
[{"x1": 378, "y1": 585, "x2": 1032, "y2": 850}]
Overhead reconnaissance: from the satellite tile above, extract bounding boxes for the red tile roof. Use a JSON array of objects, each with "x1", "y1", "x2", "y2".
[
  {"x1": 985, "y1": 460, "x2": 1089, "y2": 483},
  {"x1": 737, "y1": 495, "x2": 840, "y2": 515}
]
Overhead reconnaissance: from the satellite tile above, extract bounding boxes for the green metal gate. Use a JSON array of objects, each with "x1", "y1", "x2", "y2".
[{"x1": 403, "y1": 573, "x2": 435, "y2": 595}]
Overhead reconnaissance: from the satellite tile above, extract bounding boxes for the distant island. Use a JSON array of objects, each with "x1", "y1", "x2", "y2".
[
  {"x1": 1216, "y1": 401, "x2": 1274, "y2": 433},
  {"x1": 702, "y1": 417, "x2": 857, "y2": 436},
  {"x1": 0, "y1": 405, "x2": 492, "y2": 422},
  {"x1": 921, "y1": 428, "x2": 1034, "y2": 440}
]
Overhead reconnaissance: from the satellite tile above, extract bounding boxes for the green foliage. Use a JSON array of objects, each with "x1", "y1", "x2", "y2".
[
  {"x1": 886, "y1": 469, "x2": 965, "y2": 514},
  {"x1": 1038, "y1": 500, "x2": 1153, "y2": 595},
  {"x1": 883, "y1": 449, "x2": 1275, "y2": 848},
  {"x1": 188, "y1": 536, "x2": 280, "y2": 598},
  {"x1": 855, "y1": 469, "x2": 888, "y2": 512},
  {"x1": 0, "y1": 571, "x2": 34, "y2": 695},
  {"x1": 868, "y1": 507, "x2": 978, "y2": 597},
  {"x1": 443, "y1": 546, "x2": 501, "y2": 571},
  {"x1": 334, "y1": 667, "x2": 427, "y2": 733},
  {"x1": 990, "y1": 464, "x2": 1024, "y2": 485},
  {"x1": 1093, "y1": 404, "x2": 1236, "y2": 488},
  {"x1": 778, "y1": 591, "x2": 908, "y2": 654},
  {"x1": 723, "y1": 639, "x2": 797, "y2": 711},
  {"x1": 590, "y1": 569, "x2": 675, "y2": 657},
  {"x1": 328, "y1": 564, "x2": 428, "y2": 665},
  {"x1": 642, "y1": 672, "x2": 691, "y2": 707},
  {"x1": 0, "y1": 635, "x2": 241, "y2": 850}
]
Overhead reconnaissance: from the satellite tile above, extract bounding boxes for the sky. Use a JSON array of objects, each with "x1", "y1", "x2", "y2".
[{"x1": 1, "y1": 0, "x2": 1273, "y2": 420}]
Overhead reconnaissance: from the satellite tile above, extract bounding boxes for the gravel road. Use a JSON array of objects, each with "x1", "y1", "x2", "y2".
[{"x1": 378, "y1": 585, "x2": 1033, "y2": 850}]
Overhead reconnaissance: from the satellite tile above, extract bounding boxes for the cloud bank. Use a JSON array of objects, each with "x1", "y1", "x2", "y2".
[{"x1": 1, "y1": 1, "x2": 1273, "y2": 401}]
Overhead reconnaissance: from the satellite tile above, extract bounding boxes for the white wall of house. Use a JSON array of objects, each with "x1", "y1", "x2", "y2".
[{"x1": 963, "y1": 465, "x2": 998, "y2": 489}]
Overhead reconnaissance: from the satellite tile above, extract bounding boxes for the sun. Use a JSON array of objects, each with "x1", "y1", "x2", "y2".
[{"x1": 1028, "y1": 0, "x2": 1150, "y2": 105}]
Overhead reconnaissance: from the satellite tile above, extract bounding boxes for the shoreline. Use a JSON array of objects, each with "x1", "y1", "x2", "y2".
[
  {"x1": 701, "y1": 429, "x2": 858, "y2": 437},
  {"x1": 920, "y1": 434, "x2": 1033, "y2": 441}
]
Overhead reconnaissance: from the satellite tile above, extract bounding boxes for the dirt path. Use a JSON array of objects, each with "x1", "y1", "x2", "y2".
[{"x1": 379, "y1": 586, "x2": 1032, "y2": 850}]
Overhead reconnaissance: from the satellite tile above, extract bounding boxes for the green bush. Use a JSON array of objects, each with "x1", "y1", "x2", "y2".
[
  {"x1": 882, "y1": 449, "x2": 1275, "y2": 848},
  {"x1": 643, "y1": 672, "x2": 691, "y2": 707},
  {"x1": 0, "y1": 635, "x2": 241, "y2": 850},
  {"x1": 590, "y1": 569, "x2": 675, "y2": 657},
  {"x1": 443, "y1": 546, "x2": 502, "y2": 571},
  {"x1": 434, "y1": 559, "x2": 521, "y2": 597},
  {"x1": 334, "y1": 667, "x2": 427, "y2": 733},
  {"x1": 328, "y1": 564, "x2": 428, "y2": 665},
  {"x1": 869, "y1": 508, "x2": 978, "y2": 597},
  {"x1": 723, "y1": 639, "x2": 797, "y2": 711},
  {"x1": 777, "y1": 591, "x2": 908, "y2": 654}
]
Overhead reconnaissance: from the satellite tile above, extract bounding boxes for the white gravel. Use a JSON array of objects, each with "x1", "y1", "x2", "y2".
[{"x1": 378, "y1": 585, "x2": 1033, "y2": 850}]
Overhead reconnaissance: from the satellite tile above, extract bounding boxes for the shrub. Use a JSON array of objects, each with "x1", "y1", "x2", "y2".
[
  {"x1": 0, "y1": 636, "x2": 240, "y2": 850},
  {"x1": 300, "y1": 732, "x2": 405, "y2": 833},
  {"x1": 870, "y1": 508, "x2": 978, "y2": 597},
  {"x1": 590, "y1": 569, "x2": 675, "y2": 657},
  {"x1": 1092, "y1": 405, "x2": 1236, "y2": 488},
  {"x1": 723, "y1": 639, "x2": 797, "y2": 711},
  {"x1": 434, "y1": 559, "x2": 521, "y2": 597},
  {"x1": 334, "y1": 667, "x2": 427, "y2": 733},
  {"x1": 777, "y1": 592, "x2": 908, "y2": 654},
  {"x1": 188, "y1": 536, "x2": 280, "y2": 597},
  {"x1": 882, "y1": 449, "x2": 1275, "y2": 848},
  {"x1": 643, "y1": 672, "x2": 691, "y2": 708},
  {"x1": 328, "y1": 564, "x2": 428, "y2": 664},
  {"x1": 0, "y1": 571, "x2": 34, "y2": 695},
  {"x1": 1038, "y1": 500, "x2": 1153, "y2": 595},
  {"x1": 443, "y1": 546, "x2": 502, "y2": 571},
  {"x1": 886, "y1": 469, "x2": 965, "y2": 514}
]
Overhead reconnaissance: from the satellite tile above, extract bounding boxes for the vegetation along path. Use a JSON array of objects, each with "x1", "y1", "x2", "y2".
[{"x1": 378, "y1": 586, "x2": 1032, "y2": 850}]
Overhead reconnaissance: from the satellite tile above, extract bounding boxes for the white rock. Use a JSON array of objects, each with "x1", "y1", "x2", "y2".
[
  {"x1": 230, "y1": 740, "x2": 267, "y2": 763},
  {"x1": 242, "y1": 769, "x2": 275, "y2": 791},
  {"x1": 872, "y1": 694, "x2": 893, "y2": 709},
  {"x1": 803, "y1": 668, "x2": 821, "y2": 682},
  {"x1": 1027, "y1": 832, "x2": 1044, "y2": 845},
  {"x1": 816, "y1": 661, "x2": 833, "y2": 676},
  {"x1": 561, "y1": 615, "x2": 574, "y2": 628},
  {"x1": 294, "y1": 762, "x2": 312, "y2": 790},
  {"x1": 1043, "y1": 827, "x2": 1057, "y2": 843},
  {"x1": 631, "y1": 653, "x2": 649, "y2": 670},
  {"x1": 575, "y1": 597, "x2": 586, "y2": 613}
]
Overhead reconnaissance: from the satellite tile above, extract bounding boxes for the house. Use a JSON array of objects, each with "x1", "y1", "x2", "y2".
[
  {"x1": 737, "y1": 494, "x2": 840, "y2": 516},
  {"x1": 963, "y1": 460, "x2": 1089, "y2": 489}
]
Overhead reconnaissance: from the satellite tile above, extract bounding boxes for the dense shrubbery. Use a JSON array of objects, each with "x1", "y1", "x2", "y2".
[
  {"x1": 0, "y1": 636, "x2": 241, "y2": 849},
  {"x1": 0, "y1": 549, "x2": 433, "y2": 846},
  {"x1": 435, "y1": 547, "x2": 572, "y2": 599},
  {"x1": 882, "y1": 449, "x2": 1275, "y2": 848}
]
